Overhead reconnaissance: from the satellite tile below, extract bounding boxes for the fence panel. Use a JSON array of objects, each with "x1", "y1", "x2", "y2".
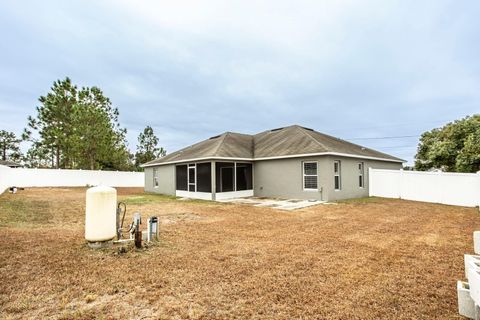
[
  {"x1": 369, "y1": 168, "x2": 480, "y2": 207},
  {"x1": 0, "y1": 165, "x2": 144, "y2": 194},
  {"x1": 369, "y1": 169, "x2": 401, "y2": 198}
]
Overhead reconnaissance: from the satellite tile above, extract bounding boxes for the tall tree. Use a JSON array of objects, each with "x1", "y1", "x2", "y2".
[
  {"x1": 414, "y1": 114, "x2": 480, "y2": 172},
  {"x1": 24, "y1": 77, "x2": 77, "y2": 168},
  {"x1": 23, "y1": 141, "x2": 54, "y2": 168},
  {"x1": 25, "y1": 77, "x2": 133, "y2": 170},
  {"x1": 456, "y1": 126, "x2": 480, "y2": 172},
  {"x1": 135, "y1": 126, "x2": 166, "y2": 169},
  {"x1": 0, "y1": 130, "x2": 22, "y2": 161},
  {"x1": 72, "y1": 86, "x2": 131, "y2": 170}
]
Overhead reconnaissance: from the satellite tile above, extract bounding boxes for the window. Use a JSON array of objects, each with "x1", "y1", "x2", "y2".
[
  {"x1": 153, "y1": 168, "x2": 159, "y2": 187},
  {"x1": 334, "y1": 160, "x2": 341, "y2": 190},
  {"x1": 303, "y1": 162, "x2": 318, "y2": 190},
  {"x1": 358, "y1": 162, "x2": 364, "y2": 188}
]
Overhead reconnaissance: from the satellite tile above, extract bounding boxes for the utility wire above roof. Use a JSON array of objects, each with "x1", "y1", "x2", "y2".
[{"x1": 346, "y1": 135, "x2": 420, "y2": 140}]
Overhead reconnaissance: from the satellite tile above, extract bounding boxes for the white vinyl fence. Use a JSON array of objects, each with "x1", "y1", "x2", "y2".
[
  {"x1": 0, "y1": 165, "x2": 144, "y2": 194},
  {"x1": 369, "y1": 168, "x2": 480, "y2": 207}
]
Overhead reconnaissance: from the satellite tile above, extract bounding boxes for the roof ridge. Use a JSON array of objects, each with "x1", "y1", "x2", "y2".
[
  {"x1": 211, "y1": 132, "x2": 230, "y2": 156},
  {"x1": 297, "y1": 126, "x2": 329, "y2": 151}
]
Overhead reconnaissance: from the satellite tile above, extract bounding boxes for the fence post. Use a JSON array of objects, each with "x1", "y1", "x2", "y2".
[
  {"x1": 368, "y1": 167, "x2": 372, "y2": 197},
  {"x1": 368, "y1": 167, "x2": 376, "y2": 197},
  {"x1": 399, "y1": 168, "x2": 404, "y2": 199},
  {"x1": 0, "y1": 165, "x2": 13, "y2": 195}
]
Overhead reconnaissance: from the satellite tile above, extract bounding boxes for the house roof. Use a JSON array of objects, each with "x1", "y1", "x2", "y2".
[
  {"x1": 0, "y1": 160, "x2": 22, "y2": 167},
  {"x1": 143, "y1": 125, "x2": 405, "y2": 167}
]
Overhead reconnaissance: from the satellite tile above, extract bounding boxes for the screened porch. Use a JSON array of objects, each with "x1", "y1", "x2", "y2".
[{"x1": 175, "y1": 161, "x2": 253, "y2": 200}]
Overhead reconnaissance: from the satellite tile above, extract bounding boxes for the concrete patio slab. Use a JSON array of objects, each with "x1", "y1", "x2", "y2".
[{"x1": 218, "y1": 197, "x2": 326, "y2": 210}]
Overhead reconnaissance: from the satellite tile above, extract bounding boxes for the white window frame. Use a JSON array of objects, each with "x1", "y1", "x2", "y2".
[
  {"x1": 303, "y1": 161, "x2": 318, "y2": 191},
  {"x1": 153, "y1": 168, "x2": 159, "y2": 188},
  {"x1": 334, "y1": 160, "x2": 341, "y2": 191},
  {"x1": 358, "y1": 162, "x2": 364, "y2": 188}
]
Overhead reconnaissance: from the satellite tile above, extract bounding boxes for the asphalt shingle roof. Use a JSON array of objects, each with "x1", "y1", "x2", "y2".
[{"x1": 144, "y1": 125, "x2": 404, "y2": 166}]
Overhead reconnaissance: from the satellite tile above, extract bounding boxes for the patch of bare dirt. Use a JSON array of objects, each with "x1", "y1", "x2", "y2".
[{"x1": 160, "y1": 212, "x2": 205, "y2": 225}]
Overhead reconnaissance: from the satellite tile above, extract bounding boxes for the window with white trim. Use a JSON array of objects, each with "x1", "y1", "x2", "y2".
[
  {"x1": 334, "y1": 160, "x2": 341, "y2": 190},
  {"x1": 153, "y1": 168, "x2": 159, "y2": 187},
  {"x1": 303, "y1": 162, "x2": 318, "y2": 190},
  {"x1": 358, "y1": 162, "x2": 364, "y2": 188}
]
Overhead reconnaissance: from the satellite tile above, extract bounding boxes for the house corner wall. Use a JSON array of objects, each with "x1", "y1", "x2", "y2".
[
  {"x1": 253, "y1": 156, "x2": 402, "y2": 201},
  {"x1": 253, "y1": 158, "x2": 326, "y2": 201},
  {"x1": 144, "y1": 165, "x2": 176, "y2": 196},
  {"x1": 322, "y1": 156, "x2": 402, "y2": 201}
]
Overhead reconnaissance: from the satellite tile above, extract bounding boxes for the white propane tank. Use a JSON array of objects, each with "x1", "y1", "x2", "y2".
[{"x1": 85, "y1": 186, "x2": 117, "y2": 243}]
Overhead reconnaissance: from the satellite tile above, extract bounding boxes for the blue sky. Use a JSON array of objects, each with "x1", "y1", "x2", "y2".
[{"x1": 0, "y1": 0, "x2": 479, "y2": 165}]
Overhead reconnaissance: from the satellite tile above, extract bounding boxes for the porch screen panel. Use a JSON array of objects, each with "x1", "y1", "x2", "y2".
[
  {"x1": 236, "y1": 163, "x2": 253, "y2": 191},
  {"x1": 196, "y1": 163, "x2": 212, "y2": 192},
  {"x1": 216, "y1": 162, "x2": 234, "y2": 192},
  {"x1": 176, "y1": 165, "x2": 188, "y2": 191}
]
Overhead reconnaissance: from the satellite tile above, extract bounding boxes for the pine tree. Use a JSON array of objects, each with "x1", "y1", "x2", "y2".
[
  {"x1": 135, "y1": 126, "x2": 166, "y2": 169},
  {"x1": 23, "y1": 141, "x2": 54, "y2": 168},
  {"x1": 25, "y1": 77, "x2": 133, "y2": 170},
  {"x1": 72, "y1": 86, "x2": 130, "y2": 170},
  {"x1": 24, "y1": 77, "x2": 77, "y2": 168},
  {"x1": 0, "y1": 130, "x2": 22, "y2": 162}
]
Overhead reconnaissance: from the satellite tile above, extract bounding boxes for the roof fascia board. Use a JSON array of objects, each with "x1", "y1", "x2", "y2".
[
  {"x1": 254, "y1": 152, "x2": 405, "y2": 163},
  {"x1": 142, "y1": 152, "x2": 404, "y2": 167},
  {"x1": 142, "y1": 157, "x2": 254, "y2": 167}
]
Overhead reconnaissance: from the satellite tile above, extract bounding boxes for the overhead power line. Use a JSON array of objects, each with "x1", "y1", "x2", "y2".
[
  {"x1": 346, "y1": 135, "x2": 420, "y2": 140},
  {"x1": 327, "y1": 117, "x2": 459, "y2": 134},
  {"x1": 379, "y1": 145, "x2": 418, "y2": 149}
]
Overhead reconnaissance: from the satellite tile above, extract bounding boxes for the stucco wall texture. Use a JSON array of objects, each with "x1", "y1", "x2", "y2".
[
  {"x1": 254, "y1": 156, "x2": 402, "y2": 201},
  {"x1": 144, "y1": 164, "x2": 176, "y2": 195}
]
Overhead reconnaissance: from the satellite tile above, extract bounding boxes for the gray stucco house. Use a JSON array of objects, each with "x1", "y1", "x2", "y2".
[{"x1": 142, "y1": 125, "x2": 404, "y2": 201}]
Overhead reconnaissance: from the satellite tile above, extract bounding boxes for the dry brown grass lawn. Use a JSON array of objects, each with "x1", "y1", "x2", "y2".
[{"x1": 0, "y1": 188, "x2": 478, "y2": 319}]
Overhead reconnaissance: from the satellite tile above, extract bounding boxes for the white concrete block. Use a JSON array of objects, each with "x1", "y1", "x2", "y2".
[
  {"x1": 465, "y1": 255, "x2": 480, "y2": 280},
  {"x1": 474, "y1": 231, "x2": 480, "y2": 254},
  {"x1": 467, "y1": 267, "x2": 480, "y2": 306},
  {"x1": 458, "y1": 281, "x2": 475, "y2": 319}
]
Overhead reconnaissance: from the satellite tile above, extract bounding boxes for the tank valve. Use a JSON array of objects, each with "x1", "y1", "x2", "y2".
[
  {"x1": 116, "y1": 202, "x2": 127, "y2": 240},
  {"x1": 131, "y1": 213, "x2": 142, "y2": 248}
]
